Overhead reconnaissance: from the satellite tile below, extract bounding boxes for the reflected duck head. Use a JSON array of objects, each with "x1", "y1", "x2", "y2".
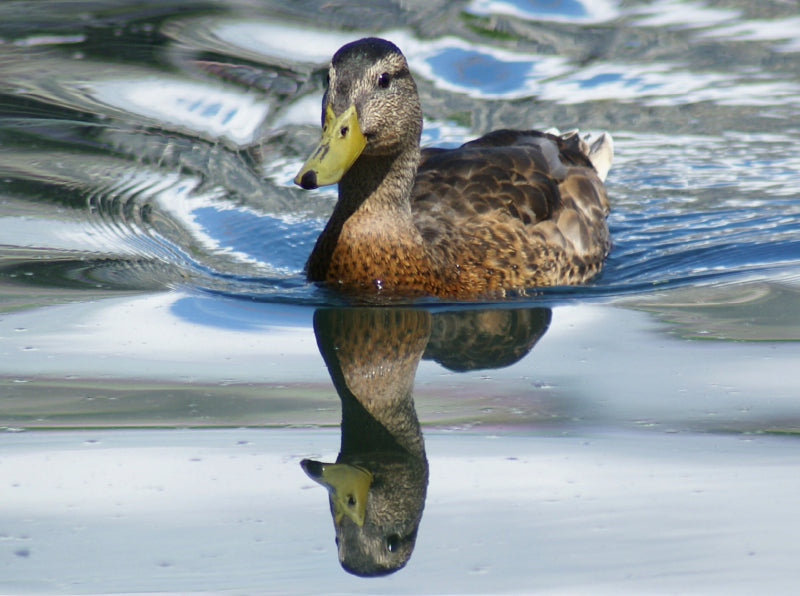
[{"x1": 302, "y1": 454, "x2": 427, "y2": 577}]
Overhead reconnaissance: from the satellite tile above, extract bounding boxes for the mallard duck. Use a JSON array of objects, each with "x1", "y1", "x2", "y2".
[
  {"x1": 295, "y1": 37, "x2": 612, "y2": 298},
  {"x1": 301, "y1": 306, "x2": 554, "y2": 575},
  {"x1": 303, "y1": 308, "x2": 430, "y2": 577}
]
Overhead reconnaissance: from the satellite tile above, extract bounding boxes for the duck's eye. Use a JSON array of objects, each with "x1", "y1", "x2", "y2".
[
  {"x1": 378, "y1": 72, "x2": 391, "y2": 89},
  {"x1": 386, "y1": 534, "x2": 400, "y2": 553}
]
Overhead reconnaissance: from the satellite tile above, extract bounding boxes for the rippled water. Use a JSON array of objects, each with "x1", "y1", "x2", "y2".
[
  {"x1": 2, "y1": 0, "x2": 799, "y2": 303},
  {"x1": 2, "y1": 1, "x2": 800, "y2": 594}
]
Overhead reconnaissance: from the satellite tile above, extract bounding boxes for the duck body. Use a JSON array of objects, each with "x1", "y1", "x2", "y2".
[{"x1": 296, "y1": 38, "x2": 612, "y2": 298}]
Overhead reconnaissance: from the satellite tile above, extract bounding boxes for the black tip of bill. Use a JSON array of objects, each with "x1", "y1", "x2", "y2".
[
  {"x1": 298, "y1": 170, "x2": 318, "y2": 190},
  {"x1": 300, "y1": 458, "x2": 323, "y2": 479}
]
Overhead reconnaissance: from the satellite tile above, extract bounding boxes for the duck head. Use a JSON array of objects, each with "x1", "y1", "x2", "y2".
[
  {"x1": 294, "y1": 37, "x2": 423, "y2": 189},
  {"x1": 301, "y1": 454, "x2": 426, "y2": 577}
]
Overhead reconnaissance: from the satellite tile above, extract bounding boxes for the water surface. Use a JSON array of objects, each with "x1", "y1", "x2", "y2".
[{"x1": 1, "y1": 0, "x2": 800, "y2": 593}]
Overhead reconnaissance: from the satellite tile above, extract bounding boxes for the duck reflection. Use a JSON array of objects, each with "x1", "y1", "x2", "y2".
[{"x1": 302, "y1": 306, "x2": 551, "y2": 576}]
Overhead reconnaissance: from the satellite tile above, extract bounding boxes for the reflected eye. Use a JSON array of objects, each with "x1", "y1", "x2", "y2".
[
  {"x1": 378, "y1": 72, "x2": 391, "y2": 88},
  {"x1": 386, "y1": 534, "x2": 400, "y2": 552}
]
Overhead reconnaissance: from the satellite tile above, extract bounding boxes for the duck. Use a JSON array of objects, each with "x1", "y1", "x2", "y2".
[
  {"x1": 301, "y1": 305, "x2": 553, "y2": 575},
  {"x1": 303, "y1": 308, "x2": 431, "y2": 577},
  {"x1": 294, "y1": 37, "x2": 612, "y2": 298}
]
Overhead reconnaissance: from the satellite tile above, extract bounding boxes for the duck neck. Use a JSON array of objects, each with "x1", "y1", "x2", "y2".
[
  {"x1": 307, "y1": 144, "x2": 425, "y2": 283},
  {"x1": 314, "y1": 308, "x2": 429, "y2": 461},
  {"x1": 337, "y1": 145, "x2": 421, "y2": 222}
]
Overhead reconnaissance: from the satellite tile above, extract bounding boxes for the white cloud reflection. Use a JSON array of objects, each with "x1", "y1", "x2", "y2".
[
  {"x1": 698, "y1": 15, "x2": 800, "y2": 53},
  {"x1": 467, "y1": 0, "x2": 620, "y2": 24},
  {"x1": 537, "y1": 61, "x2": 800, "y2": 107},
  {"x1": 87, "y1": 77, "x2": 269, "y2": 146},
  {"x1": 628, "y1": 0, "x2": 739, "y2": 29},
  {"x1": 211, "y1": 20, "x2": 800, "y2": 108},
  {"x1": 630, "y1": 1, "x2": 800, "y2": 54},
  {"x1": 212, "y1": 21, "x2": 356, "y2": 65},
  {"x1": 211, "y1": 22, "x2": 571, "y2": 100}
]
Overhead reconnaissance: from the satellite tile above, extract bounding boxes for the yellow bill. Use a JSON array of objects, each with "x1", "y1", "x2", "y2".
[
  {"x1": 294, "y1": 104, "x2": 366, "y2": 189},
  {"x1": 302, "y1": 460, "x2": 373, "y2": 526}
]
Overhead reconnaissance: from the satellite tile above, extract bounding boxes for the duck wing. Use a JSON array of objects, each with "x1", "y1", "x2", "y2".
[{"x1": 410, "y1": 130, "x2": 611, "y2": 287}]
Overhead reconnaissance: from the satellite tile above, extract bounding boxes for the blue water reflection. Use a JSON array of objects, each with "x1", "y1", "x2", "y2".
[
  {"x1": 0, "y1": 0, "x2": 799, "y2": 304},
  {"x1": 525, "y1": 0, "x2": 589, "y2": 17},
  {"x1": 191, "y1": 207, "x2": 319, "y2": 274},
  {"x1": 425, "y1": 47, "x2": 533, "y2": 96},
  {"x1": 170, "y1": 294, "x2": 312, "y2": 331},
  {"x1": 2, "y1": 3, "x2": 800, "y2": 592},
  {"x1": 468, "y1": 0, "x2": 619, "y2": 22}
]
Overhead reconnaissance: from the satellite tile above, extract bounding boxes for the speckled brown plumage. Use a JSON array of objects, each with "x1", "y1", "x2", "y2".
[
  {"x1": 311, "y1": 308, "x2": 429, "y2": 577},
  {"x1": 298, "y1": 38, "x2": 612, "y2": 298},
  {"x1": 307, "y1": 305, "x2": 553, "y2": 576}
]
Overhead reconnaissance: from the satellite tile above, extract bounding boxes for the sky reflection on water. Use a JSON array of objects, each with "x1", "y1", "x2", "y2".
[
  {"x1": 2, "y1": 1, "x2": 800, "y2": 591},
  {"x1": 467, "y1": 0, "x2": 620, "y2": 23},
  {"x1": 4, "y1": 4, "x2": 797, "y2": 301}
]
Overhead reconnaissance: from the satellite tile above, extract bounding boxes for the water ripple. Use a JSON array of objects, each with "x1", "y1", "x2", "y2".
[
  {"x1": 467, "y1": 0, "x2": 620, "y2": 24},
  {"x1": 1, "y1": 1, "x2": 799, "y2": 305}
]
